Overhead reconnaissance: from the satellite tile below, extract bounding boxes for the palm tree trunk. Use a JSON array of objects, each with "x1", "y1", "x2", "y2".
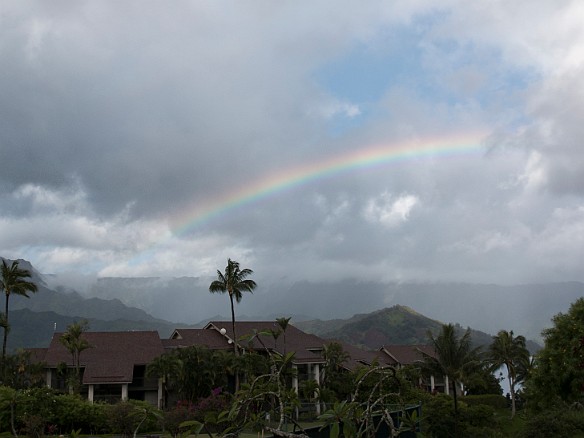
[
  {"x1": 2, "y1": 293, "x2": 10, "y2": 363},
  {"x1": 229, "y1": 293, "x2": 240, "y2": 392},
  {"x1": 452, "y1": 379, "x2": 461, "y2": 437},
  {"x1": 508, "y1": 371, "x2": 516, "y2": 418}
]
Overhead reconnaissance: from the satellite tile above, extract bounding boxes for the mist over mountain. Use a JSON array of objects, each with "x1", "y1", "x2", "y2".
[
  {"x1": 46, "y1": 272, "x2": 584, "y2": 342},
  {"x1": 0, "y1": 258, "x2": 558, "y2": 353},
  {"x1": 295, "y1": 305, "x2": 541, "y2": 353}
]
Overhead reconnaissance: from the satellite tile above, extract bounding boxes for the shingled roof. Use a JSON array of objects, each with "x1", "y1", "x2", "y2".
[
  {"x1": 379, "y1": 344, "x2": 436, "y2": 366},
  {"x1": 44, "y1": 331, "x2": 164, "y2": 384},
  {"x1": 204, "y1": 321, "x2": 327, "y2": 364},
  {"x1": 163, "y1": 328, "x2": 230, "y2": 350}
]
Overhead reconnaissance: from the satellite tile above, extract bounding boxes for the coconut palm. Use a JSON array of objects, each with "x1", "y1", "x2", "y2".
[
  {"x1": 276, "y1": 317, "x2": 291, "y2": 355},
  {"x1": 420, "y1": 324, "x2": 481, "y2": 415},
  {"x1": 488, "y1": 330, "x2": 530, "y2": 418},
  {"x1": 146, "y1": 352, "x2": 181, "y2": 408},
  {"x1": 0, "y1": 260, "x2": 38, "y2": 364},
  {"x1": 209, "y1": 258, "x2": 257, "y2": 355},
  {"x1": 59, "y1": 320, "x2": 91, "y2": 392}
]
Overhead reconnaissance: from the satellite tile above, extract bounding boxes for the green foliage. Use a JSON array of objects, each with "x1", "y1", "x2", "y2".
[
  {"x1": 319, "y1": 400, "x2": 360, "y2": 438},
  {"x1": 321, "y1": 342, "x2": 353, "y2": 402},
  {"x1": 461, "y1": 394, "x2": 507, "y2": 409},
  {"x1": 178, "y1": 420, "x2": 204, "y2": 437},
  {"x1": 221, "y1": 348, "x2": 300, "y2": 435},
  {"x1": 52, "y1": 394, "x2": 108, "y2": 434},
  {"x1": 521, "y1": 407, "x2": 584, "y2": 438},
  {"x1": 106, "y1": 400, "x2": 160, "y2": 437},
  {"x1": 464, "y1": 363, "x2": 504, "y2": 396},
  {"x1": 420, "y1": 324, "x2": 482, "y2": 414},
  {"x1": 147, "y1": 346, "x2": 235, "y2": 404},
  {"x1": 422, "y1": 394, "x2": 499, "y2": 438},
  {"x1": 59, "y1": 320, "x2": 91, "y2": 394},
  {"x1": 0, "y1": 349, "x2": 46, "y2": 389},
  {"x1": 0, "y1": 259, "x2": 37, "y2": 363},
  {"x1": 159, "y1": 406, "x2": 196, "y2": 438},
  {"x1": 524, "y1": 298, "x2": 584, "y2": 411},
  {"x1": 488, "y1": 329, "x2": 530, "y2": 417},
  {"x1": 209, "y1": 259, "x2": 257, "y2": 358},
  {"x1": 318, "y1": 364, "x2": 405, "y2": 437}
]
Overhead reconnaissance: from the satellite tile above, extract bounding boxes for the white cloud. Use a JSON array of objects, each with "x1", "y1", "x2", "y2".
[{"x1": 363, "y1": 192, "x2": 419, "y2": 227}]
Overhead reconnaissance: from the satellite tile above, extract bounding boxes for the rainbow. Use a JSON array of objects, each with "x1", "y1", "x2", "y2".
[{"x1": 169, "y1": 133, "x2": 486, "y2": 237}]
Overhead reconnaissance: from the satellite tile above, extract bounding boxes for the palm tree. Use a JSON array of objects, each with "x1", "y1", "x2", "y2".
[
  {"x1": 276, "y1": 317, "x2": 291, "y2": 355},
  {"x1": 209, "y1": 258, "x2": 257, "y2": 356},
  {"x1": 420, "y1": 324, "x2": 481, "y2": 415},
  {"x1": 59, "y1": 320, "x2": 91, "y2": 392},
  {"x1": 0, "y1": 260, "x2": 38, "y2": 364},
  {"x1": 146, "y1": 352, "x2": 181, "y2": 409},
  {"x1": 488, "y1": 330, "x2": 530, "y2": 418}
]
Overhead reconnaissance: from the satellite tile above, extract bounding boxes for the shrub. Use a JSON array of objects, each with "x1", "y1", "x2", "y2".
[
  {"x1": 461, "y1": 394, "x2": 507, "y2": 409},
  {"x1": 422, "y1": 394, "x2": 499, "y2": 438},
  {"x1": 190, "y1": 389, "x2": 231, "y2": 433},
  {"x1": 107, "y1": 400, "x2": 160, "y2": 437},
  {"x1": 52, "y1": 394, "x2": 108, "y2": 434},
  {"x1": 160, "y1": 406, "x2": 196, "y2": 438},
  {"x1": 522, "y1": 408, "x2": 584, "y2": 438}
]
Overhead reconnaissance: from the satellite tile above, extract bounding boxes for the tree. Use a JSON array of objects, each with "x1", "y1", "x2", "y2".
[
  {"x1": 0, "y1": 260, "x2": 38, "y2": 365},
  {"x1": 524, "y1": 298, "x2": 584, "y2": 411},
  {"x1": 420, "y1": 324, "x2": 481, "y2": 415},
  {"x1": 276, "y1": 317, "x2": 291, "y2": 355},
  {"x1": 145, "y1": 353, "x2": 181, "y2": 409},
  {"x1": 487, "y1": 330, "x2": 529, "y2": 418},
  {"x1": 208, "y1": 259, "x2": 257, "y2": 356},
  {"x1": 321, "y1": 342, "x2": 352, "y2": 403},
  {"x1": 59, "y1": 320, "x2": 91, "y2": 393}
]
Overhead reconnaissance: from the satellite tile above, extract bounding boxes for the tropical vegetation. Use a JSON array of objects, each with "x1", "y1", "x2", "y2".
[{"x1": 0, "y1": 260, "x2": 38, "y2": 368}]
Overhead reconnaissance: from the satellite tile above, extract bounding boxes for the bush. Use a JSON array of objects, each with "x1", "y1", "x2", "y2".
[
  {"x1": 160, "y1": 406, "x2": 196, "y2": 438},
  {"x1": 107, "y1": 400, "x2": 161, "y2": 437},
  {"x1": 422, "y1": 394, "x2": 499, "y2": 438},
  {"x1": 522, "y1": 408, "x2": 584, "y2": 438},
  {"x1": 461, "y1": 394, "x2": 507, "y2": 409},
  {"x1": 52, "y1": 394, "x2": 108, "y2": 434}
]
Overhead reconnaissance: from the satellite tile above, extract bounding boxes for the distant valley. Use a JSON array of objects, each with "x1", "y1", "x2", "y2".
[
  {"x1": 48, "y1": 273, "x2": 584, "y2": 342},
  {"x1": 5, "y1": 259, "x2": 581, "y2": 351}
]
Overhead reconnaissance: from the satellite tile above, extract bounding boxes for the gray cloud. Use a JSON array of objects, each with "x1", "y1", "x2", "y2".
[{"x1": 0, "y1": 1, "x2": 583, "y2": 288}]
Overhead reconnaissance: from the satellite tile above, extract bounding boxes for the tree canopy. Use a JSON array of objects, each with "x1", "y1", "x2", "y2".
[{"x1": 525, "y1": 297, "x2": 584, "y2": 411}]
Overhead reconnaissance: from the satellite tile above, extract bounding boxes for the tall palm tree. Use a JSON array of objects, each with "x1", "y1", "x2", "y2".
[
  {"x1": 146, "y1": 352, "x2": 181, "y2": 409},
  {"x1": 420, "y1": 324, "x2": 481, "y2": 415},
  {"x1": 59, "y1": 320, "x2": 91, "y2": 393},
  {"x1": 0, "y1": 260, "x2": 38, "y2": 364},
  {"x1": 209, "y1": 258, "x2": 257, "y2": 356},
  {"x1": 276, "y1": 317, "x2": 291, "y2": 355},
  {"x1": 488, "y1": 330, "x2": 530, "y2": 418}
]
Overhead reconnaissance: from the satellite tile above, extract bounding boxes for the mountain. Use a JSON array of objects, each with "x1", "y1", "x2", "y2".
[
  {"x1": 10, "y1": 280, "x2": 166, "y2": 324},
  {"x1": 8, "y1": 309, "x2": 181, "y2": 350},
  {"x1": 50, "y1": 274, "x2": 584, "y2": 342},
  {"x1": 1, "y1": 258, "x2": 195, "y2": 352},
  {"x1": 296, "y1": 305, "x2": 541, "y2": 353}
]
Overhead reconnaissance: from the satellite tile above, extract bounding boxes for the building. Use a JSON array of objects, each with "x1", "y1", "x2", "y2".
[{"x1": 36, "y1": 323, "x2": 445, "y2": 408}]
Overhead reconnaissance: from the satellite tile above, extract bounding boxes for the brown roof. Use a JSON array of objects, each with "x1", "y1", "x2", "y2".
[
  {"x1": 204, "y1": 321, "x2": 327, "y2": 364},
  {"x1": 163, "y1": 328, "x2": 230, "y2": 350},
  {"x1": 44, "y1": 331, "x2": 164, "y2": 384},
  {"x1": 334, "y1": 341, "x2": 392, "y2": 371},
  {"x1": 379, "y1": 345, "x2": 436, "y2": 366},
  {"x1": 25, "y1": 348, "x2": 48, "y2": 363}
]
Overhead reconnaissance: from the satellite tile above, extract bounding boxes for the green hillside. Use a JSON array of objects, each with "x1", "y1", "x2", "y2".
[{"x1": 296, "y1": 305, "x2": 535, "y2": 351}]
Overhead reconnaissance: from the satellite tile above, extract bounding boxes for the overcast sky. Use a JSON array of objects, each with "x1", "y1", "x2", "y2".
[{"x1": 1, "y1": 1, "x2": 583, "y2": 288}]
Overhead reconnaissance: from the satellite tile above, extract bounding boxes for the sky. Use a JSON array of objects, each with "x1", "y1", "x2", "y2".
[{"x1": 1, "y1": 1, "x2": 584, "y2": 289}]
